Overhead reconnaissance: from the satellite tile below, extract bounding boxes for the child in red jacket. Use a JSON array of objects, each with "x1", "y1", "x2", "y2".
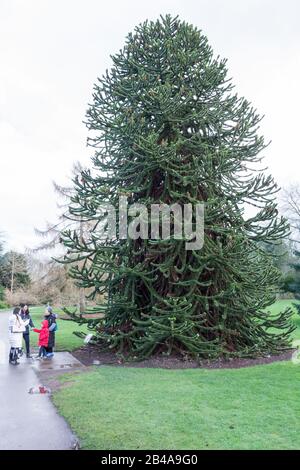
[{"x1": 33, "y1": 320, "x2": 50, "y2": 358}]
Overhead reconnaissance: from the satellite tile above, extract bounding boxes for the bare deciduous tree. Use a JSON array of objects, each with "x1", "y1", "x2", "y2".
[
  {"x1": 29, "y1": 162, "x2": 92, "y2": 313},
  {"x1": 0, "y1": 251, "x2": 30, "y2": 293},
  {"x1": 281, "y1": 184, "x2": 300, "y2": 242}
]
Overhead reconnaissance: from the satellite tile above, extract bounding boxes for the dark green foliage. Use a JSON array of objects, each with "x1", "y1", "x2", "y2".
[
  {"x1": 282, "y1": 248, "x2": 300, "y2": 314},
  {"x1": 0, "y1": 285, "x2": 4, "y2": 302},
  {"x1": 259, "y1": 240, "x2": 290, "y2": 272},
  {"x1": 61, "y1": 16, "x2": 294, "y2": 359},
  {"x1": 282, "y1": 249, "x2": 300, "y2": 297}
]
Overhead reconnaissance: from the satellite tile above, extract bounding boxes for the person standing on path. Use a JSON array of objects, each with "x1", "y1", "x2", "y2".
[
  {"x1": 32, "y1": 320, "x2": 49, "y2": 359},
  {"x1": 20, "y1": 304, "x2": 34, "y2": 358},
  {"x1": 44, "y1": 307, "x2": 57, "y2": 358},
  {"x1": 8, "y1": 307, "x2": 30, "y2": 365}
]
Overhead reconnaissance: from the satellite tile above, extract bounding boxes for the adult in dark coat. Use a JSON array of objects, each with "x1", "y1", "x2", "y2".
[
  {"x1": 20, "y1": 303, "x2": 34, "y2": 358},
  {"x1": 44, "y1": 306, "x2": 57, "y2": 356}
]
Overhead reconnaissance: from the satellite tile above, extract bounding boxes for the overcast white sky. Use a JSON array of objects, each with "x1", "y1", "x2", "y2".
[{"x1": 0, "y1": 0, "x2": 299, "y2": 252}]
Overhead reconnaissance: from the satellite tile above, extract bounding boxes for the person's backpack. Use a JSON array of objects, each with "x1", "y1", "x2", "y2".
[{"x1": 49, "y1": 319, "x2": 58, "y2": 332}]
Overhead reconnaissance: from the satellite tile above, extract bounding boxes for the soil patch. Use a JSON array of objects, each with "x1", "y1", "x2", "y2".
[{"x1": 72, "y1": 345, "x2": 295, "y2": 370}]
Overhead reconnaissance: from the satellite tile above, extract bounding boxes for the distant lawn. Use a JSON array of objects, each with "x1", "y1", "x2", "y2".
[
  {"x1": 28, "y1": 306, "x2": 89, "y2": 352},
  {"x1": 53, "y1": 299, "x2": 300, "y2": 450}
]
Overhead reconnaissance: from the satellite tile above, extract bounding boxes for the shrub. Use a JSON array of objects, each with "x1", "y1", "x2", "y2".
[
  {"x1": 0, "y1": 285, "x2": 4, "y2": 301},
  {"x1": 0, "y1": 300, "x2": 9, "y2": 309}
]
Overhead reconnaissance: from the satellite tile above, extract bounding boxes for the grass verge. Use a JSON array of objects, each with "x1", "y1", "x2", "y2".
[{"x1": 52, "y1": 300, "x2": 300, "y2": 449}]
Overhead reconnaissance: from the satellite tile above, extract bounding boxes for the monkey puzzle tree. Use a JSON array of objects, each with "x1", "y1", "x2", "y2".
[{"x1": 61, "y1": 15, "x2": 294, "y2": 359}]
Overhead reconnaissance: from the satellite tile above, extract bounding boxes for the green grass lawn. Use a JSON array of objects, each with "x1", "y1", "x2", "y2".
[
  {"x1": 52, "y1": 299, "x2": 300, "y2": 450},
  {"x1": 28, "y1": 306, "x2": 88, "y2": 352}
]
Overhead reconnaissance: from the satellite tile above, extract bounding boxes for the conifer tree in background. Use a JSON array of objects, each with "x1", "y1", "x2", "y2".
[{"x1": 61, "y1": 15, "x2": 294, "y2": 359}]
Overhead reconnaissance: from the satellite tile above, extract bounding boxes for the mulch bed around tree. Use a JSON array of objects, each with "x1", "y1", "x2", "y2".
[{"x1": 72, "y1": 345, "x2": 295, "y2": 370}]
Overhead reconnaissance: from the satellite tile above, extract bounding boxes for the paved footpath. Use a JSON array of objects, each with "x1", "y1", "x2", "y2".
[{"x1": 0, "y1": 310, "x2": 77, "y2": 450}]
